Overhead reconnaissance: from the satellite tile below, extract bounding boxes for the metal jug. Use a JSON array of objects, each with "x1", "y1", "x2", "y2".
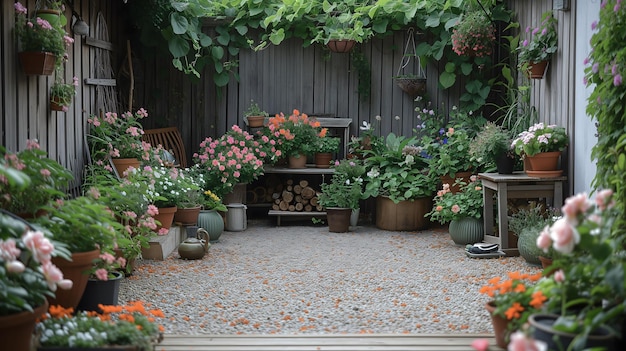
[{"x1": 177, "y1": 228, "x2": 210, "y2": 260}]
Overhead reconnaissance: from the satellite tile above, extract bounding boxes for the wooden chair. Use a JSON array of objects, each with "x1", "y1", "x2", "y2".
[{"x1": 142, "y1": 127, "x2": 188, "y2": 168}]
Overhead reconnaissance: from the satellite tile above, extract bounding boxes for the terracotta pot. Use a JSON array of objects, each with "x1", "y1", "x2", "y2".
[
  {"x1": 0, "y1": 301, "x2": 48, "y2": 351},
  {"x1": 375, "y1": 196, "x2": 431, "y2": 231},
  {"x1": 485, "y1": 301, "x2": 510, "y2": 349},
  {"x1": 246, "y1": 115, "x2": 265, "y2": 127},
  {"x1": 439, "y1": 171, "x2": 473, "y2": 194},
  {"x1": 18, "y1": 51, "x2": 56, "y2": 76},
  {"x1": 326, "y1": 39, "x2": 356, "y2": 53},
  {"x1": 315, "y1": 152, "x2": 333, "y2": 168},
  {"x1": 111, "y1": 158, "x2": 141, "y2": 177},
  {"x1": 49, "y1": 249, "x2": 100, "y2": 309},
  {"x1": 326, "y1": 207, "x2": 352, "y2": 233},
  {"x1": 527, "y1": 60, "x2": 549, "y2": 79},
  {"x1": 174, "y1": 206, "x2": 201, "y2": 225},
  {"x1": 153, "y1": 206, "x2": 177, "y2": 231},
  {"x1": 526, "y1": 151, "x2": 561, "y2": 171},
  {"x1": 288, "y1": 154, "x2": 307, "y2": 169}
]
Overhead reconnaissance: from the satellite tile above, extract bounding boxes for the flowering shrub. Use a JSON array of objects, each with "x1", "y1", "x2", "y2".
[
  {"x1": 0, "y1": 207, "x2": 72, "y2": 315},
  {"x1": 479, "y1": 271, "x2": 547, "y2": 335},
  {"x1": 426, "y1": 176, "x2": 483, "y2": 224},
  {"x1": 428, "y1": 127, "x2": 476, "y2": 178},
  {"x1": 517, "y1": 11, "x2": 558, "y2": 65},
  {"x1": 194, "y1": 125, "x2": 265, "y2": 197},
  {"x1": 86, "y1": 251, "x2": 126, "y2": 281},
  {"x1": 266, "y1": 109, "x2": 325, "y2": 157},
  {"x1": 36, "y1": 302, "x2": 164, "y2": 349},
  {"x1": 50, "y1": 76, "x2": 78, "y2": 111},
  {"x1": 87, "y1": 108, "x2": 153, "y2": 161},
  {"x1": 511, "y1": 122, "x2": 568, "y2": 157},
  {"x1": 14, "y1": 2, "x2": 71, "y2": 58},
  {"x1": 533, "y1": 190, "x2": 625, "y2": 342},
  {"x1": 0, "y1": 140, "x2": 73, "y2": 215},
  {"x1": 451, "y1": 10, "x2": 495, "y2": 58}
]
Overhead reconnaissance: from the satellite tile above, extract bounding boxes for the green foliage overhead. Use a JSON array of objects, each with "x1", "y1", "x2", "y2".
[{"x1": 129, "y1": 0, "x2": 512, "y2": 107}]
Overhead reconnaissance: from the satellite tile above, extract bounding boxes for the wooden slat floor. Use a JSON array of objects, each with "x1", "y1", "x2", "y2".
[{"x1": 156, "y1": 334, "x2": 499, "y2": 351}]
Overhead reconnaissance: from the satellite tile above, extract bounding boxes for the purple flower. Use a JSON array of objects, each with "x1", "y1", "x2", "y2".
[
  {"x1": 601, "y1": 0, "x2": 607, "y2": 9},
  {"x1": 584, "y1": 57, "x2": 590, "y2": 65},
  {"x1": 532, "y1": 28, "x2": 539, "y2": 35},
  {"x1": 591, "y1": 21, "x2": 598, "y2": 30},
  {"x1": 612, "y1": 64, "x2": 619, "y2": 75},
  {"x1": 615, "y1": 4, "x2": 621, "y2": 12},
  {"x1": 439, "y1": 128, "x2": 445, "y2": 135},
  {"x1": 583, "y1": 76, "x2": 588, "y2": 85},
  {"x1": 14, "y1": 2, "x2": 27, "y2": 15},
  {"x1": 614, "y1": 74, "x2": 622, "y2": 86},
  {"x1": 522, "y1": 39, "x2": 529, "y2": 47},
  {"x1": 592, "y1": 63, "x2": 599, "y2": 73},
  {"x1": 525, "y1": 26, "x2": 531, "y2": 33},
  {"x1": 541, "y1": 28, "x2": 547, "y2": 36}
]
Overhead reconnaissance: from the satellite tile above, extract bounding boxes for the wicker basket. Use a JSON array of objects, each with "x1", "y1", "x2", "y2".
[{"x1": 394, "y1": 77, "x2": 427, "y2": 98}]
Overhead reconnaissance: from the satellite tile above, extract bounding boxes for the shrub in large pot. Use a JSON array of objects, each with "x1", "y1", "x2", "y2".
[
  {"x1": 32, "y1": 196, "x2": 124, "y2": 309},
  {"x1": 363, "y1": 133, "x2": 436, "y2": 231},
  {"x1": 426, "y1": 176, "x2": 484, "y2": 245}
]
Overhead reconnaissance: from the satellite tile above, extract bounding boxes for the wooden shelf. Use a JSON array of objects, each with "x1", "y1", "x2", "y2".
[
  {"x1": 264, "y1": 165, "x2": 334, "y2": 174},
  {"x1": 268, "y1": 210, "x2": 326, "y2": 226}
]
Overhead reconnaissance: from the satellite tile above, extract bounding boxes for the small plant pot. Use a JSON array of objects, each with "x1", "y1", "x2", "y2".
[
  {"x1": 326, "y1": 40, "x2": 356, "y2": 53},
  {"x1": 526, "y1": 60, "x2": 549, "y2": 79},
  {"x1": 246, "y1": 115, "x2": 265, "y2": 127},
  {"x1": 394, "y1": 77, "x2": 427, "y2": 98}
]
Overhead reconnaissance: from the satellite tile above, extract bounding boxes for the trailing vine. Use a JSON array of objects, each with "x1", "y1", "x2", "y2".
[
  {"x1": 127, "y1": 0, "x2": 513, "y2": 109},
  {"x1": 350, "y1": 49, "x2": 371, "y2": 100}
]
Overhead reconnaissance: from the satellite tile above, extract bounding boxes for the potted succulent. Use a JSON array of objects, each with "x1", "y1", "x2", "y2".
[
  {"x1": 244, "y1": 100, "x2": 268, "y2": 127},
  {"x1": 517, "y1": 11, "x2": 558, "y2": 79},
  {"x1": 13, "y1": 1, "x2": 71, "y2": 75},
  {"x1": 469, "y1": 122, "x2": 515, "y2": 174},
  {"x1": 363, "y1": 133, "x2": 436, "y2": 231},
  {"x1": 426, "y1": 176, "x2": 484, "y2": 245},
  {"x1": 49, "y1": 76, "x2": 78, "y2": 112},
  {"x1": 34, "y1": 301, "x2": 165, "y2": 350},
  {"x1": 314, "y1": 137, "x2": 340, "y2": 168}
]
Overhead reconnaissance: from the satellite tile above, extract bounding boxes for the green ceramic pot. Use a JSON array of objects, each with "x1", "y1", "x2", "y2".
[{"x1": 448, "y1": 217, "x2": 484, "y2": 245}]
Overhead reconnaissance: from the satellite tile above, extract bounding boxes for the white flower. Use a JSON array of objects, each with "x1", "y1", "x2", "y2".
[
  {"x1": 375, "y1": 115, "x2": 382, "y2": 121},
  {"x1": 394, "y1": 115, "x2": 400, "y2": 120},
  {"x1": 360, "y1": 121, "x2": 371, "y2": 131},
  {"x1": 367, "y1": 168, "x2": 380, "y2": 178}
]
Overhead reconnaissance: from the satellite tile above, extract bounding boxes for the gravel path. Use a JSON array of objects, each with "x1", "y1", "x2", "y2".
[{"x1": 119, "y1": 219, "x2": 540, "y2": 335}]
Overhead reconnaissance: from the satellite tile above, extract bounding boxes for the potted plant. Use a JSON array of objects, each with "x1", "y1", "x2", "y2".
[
  {"x1": 194, "y1": 125, "x2": 265, "y2": 199},
  {"x1": 264, "y1": 109, "x2": 323, "y2": 168},
  {"x1": 13, "y1": 1, "x2": 72, "y2": 75},
  {"x1": 34, "y1": 301, "x2": 165, "y2": 350},
  {"x1": 517, "y1": 11, "x2": 558, "y2": 79},
  {"x1": 32, "y1": 196, "x2": 125, "y2": 309},
  {"x1": 197, "y1": 189, "x2": 228, "y2": 243},
  {"x1": 511, "y1": 122, "x2": 568, "y2": 177},
  {"x1": 331, "y1": 159, "x2": 367, "y2": 226},
  {"x1": 76, "y1": 250, "x2": 127, "y2": 312},
  {"x1": 317, "y1": 179, "x2": 363, "y2": 233},
  {"x1": 479, "y1": 271, "x2": 548, "y2": 348},
  {"x1": 87, "y1": 108, "x2": 153, "y2": 177},
  {"x1": 426, "y1": 176, "x2": 484, "y2": 245},
  {"x1": 244, "y1": 100, "x2": 268, "y2": 127},
  {"x1": 172, "y1": 167, "x2": 204, "y2": 225},
  {"x1": 314, "y1": 137, "x2": 340, "y2": 168},
  {"x1": 529, "y1": 191, "x2": 622, "y2": 350},
  {"x1": 363, "y1": 133, "x2": 436, "y2": 231},
  {"x1": 469, "y1": 122, "x2": 515, "y2": 174},
  {"x1": 49, "y1": 76, "x2": 78, "y2": 112},
  {"x1": 508, "y1": 202, "x2": 557, "y2": 266},
  {"x1": 428, "y1": 127, "x2": 476, "y2": 192},
  {"x1": 313, "y1": 7, "x2": 373, "y2": 53},
  {"x1": 451, "y1": 10, "x2": 496, "y2": 58},
  {"x1": 0, "y1": 141, "x2": 73, "y2": 218},
  {"x1": 0, "y1": 165, "x2": 72, "y2": 351}
]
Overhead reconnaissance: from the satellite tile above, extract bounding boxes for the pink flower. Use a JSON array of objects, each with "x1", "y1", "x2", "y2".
[
  {"x1": 471, "y1": 338, "x2": 490, "y2": 351},
  {"x1": 536, "y1": 226, "x2": 552, "y2": 252},
  {"x1": 507, "y1": 331, "x2": 546, "y2": 351},
  {"x1": 147, "y1": 204, "x2": 159, "y2": 216},
  {"x1": 451, "y1": 204, "x2": 461, "y2": 213},
  {"x1": 41, "y1": 261, "x2": 64, "y2": 290},
  {"x1": 40, "y1": 168, "x2": 51, "y2": 177},
  {"x1": 22, "y1": 230, "x2": 55, "y2": 264},
  {"x1": 595, "y1": 189, "x2": 614, "y2": 210},
  {"x1": 554, "y1": 269, "x2": 565, "y2": 283},
  {"x1": 561, "y1": 193, "x2": 590, "y2": 223},
  {"x1": 95, "y1": 268, "x2": 109, "y2": 281},
  {"x1": 6, "y1": 260, "x2": 26, "y2": 273},
  {"x1": 26, "y1": 139, "x2": 40, "y2": 150},
  {"x1": 57, "y1": 279, "x2": 73, "y2": 290},
  {"x1": 549, "y1": 218, "x2": 580, "y2": 254},
  {"x1": 14, "y1": 2, "x2": 27, "y2": 15}
]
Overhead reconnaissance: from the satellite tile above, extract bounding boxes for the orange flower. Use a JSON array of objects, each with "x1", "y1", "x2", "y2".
[
  {"x1": 529, "y1": 291, "x2": 547, "y2": 308},
  {"x1": 48, "y1": 305, "x2": 74, "y2": 319},
  {"x1": 319, "y1": 128, "x2": 328, "y2": 138},
  {"x1": 504, "y1": 302, "x2": 524, "y2": 320}
]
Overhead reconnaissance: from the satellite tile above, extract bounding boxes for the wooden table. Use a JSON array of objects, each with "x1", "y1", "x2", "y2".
[{"x1": 478, "y1": 172, "x2": 566, "y2": 255}]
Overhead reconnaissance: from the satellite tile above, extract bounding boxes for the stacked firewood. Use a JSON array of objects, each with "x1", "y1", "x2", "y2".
[{"x1": 247, "y1": 176, "x2": 322, "y2": 212}]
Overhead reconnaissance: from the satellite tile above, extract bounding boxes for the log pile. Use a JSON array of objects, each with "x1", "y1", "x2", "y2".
[{"x1": 247, "y1": 176, "x2": 322, "y2": 212}]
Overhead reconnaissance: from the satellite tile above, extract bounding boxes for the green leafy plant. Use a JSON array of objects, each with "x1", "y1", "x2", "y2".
[
  {"x1": 469, "y1": 122, "x2": 514, "y2": 172},
  {"x1": 318, "y1": 180, "x2": 363, "y2": 210},
  {"x1": 427, "y1": 176, "x2": 483, "y2": 224},
  {"x1": 244, "y1": 100, "x2": 268, "y2": 117},
  {"x1": 315, "y1": 137, "x2": 340, "y2": 154},
  {"x1": 511, "y1": 122, "x2": 568, "y2": 157},
  {"x1": 35, "y1": 301, "x2": 164, "y2": 349},
  {"x1": 363, "y1": 133, "x2": 436, "y2": 203},
  {"x1": 0, "y1": 141, "x2": 73, "y2": 215},
  {"x1": 50, "y1": 76, "x2": 78, "y2": 111},
  {"x1": 14, "y1": 1, "x2": 68, "y2": 57},
  {"x1": 517, "y1": 11, "x2": 558, "y2": 66},
  {"x1": 428, "y1": 127, "x2": 476, "y2": 178},
  {"x1": 87, "y1": 108, "x2": 152, "y2": 160}
]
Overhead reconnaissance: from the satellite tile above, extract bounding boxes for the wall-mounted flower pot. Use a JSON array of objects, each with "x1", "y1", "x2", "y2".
[
  {"x1": 50, "y1": 97, "x2": 66, "y2": 112},
  {"x1": 394, "y1": 77, "x2": 427, "y2": 98},
  {"x1": 327, "y1": 40, "x2": 356, "y2": 53},
  {"x1": 18, "y1": 52, "x2": 56, "y2": 76},
  {"x1": 246, "y1": 115, "x2": 265, "y2": 127},
  {"x1": 527, "y1": 60, "x2": 549, "y2": 79}
]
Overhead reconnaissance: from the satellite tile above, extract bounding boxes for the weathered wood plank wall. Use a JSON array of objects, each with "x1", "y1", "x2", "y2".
[
  {"x1": 505, "y1": 0, "x2": 576, "y2": 194},
  {"x1": 0, "y1": 0, "x2": 121, "y2": 191}
]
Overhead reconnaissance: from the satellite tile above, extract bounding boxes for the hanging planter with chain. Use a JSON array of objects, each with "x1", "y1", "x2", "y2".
[{"x1": 393, "y1": 28, "x2": 427, "y2": 99}]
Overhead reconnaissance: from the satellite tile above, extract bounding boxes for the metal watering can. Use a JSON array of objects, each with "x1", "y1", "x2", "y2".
[{"x1": 178, "y1": 228, "x2": 210, "y2": 260}]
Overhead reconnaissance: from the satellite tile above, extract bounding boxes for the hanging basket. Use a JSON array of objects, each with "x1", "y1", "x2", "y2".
[
  {"x1": 18, "y1": 52, "x2": 56, "y2": 76},
  {"x1": 394, "y1": 77, "x2": 427, "y2": 98},
  {"x1": 326, "y1": 40, "x2": 356, "y2": 53}
]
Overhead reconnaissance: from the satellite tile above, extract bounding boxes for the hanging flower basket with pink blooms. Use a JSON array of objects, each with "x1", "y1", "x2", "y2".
[{"x1": 451, "y1": 10, "x2": 496, "y2": 58}]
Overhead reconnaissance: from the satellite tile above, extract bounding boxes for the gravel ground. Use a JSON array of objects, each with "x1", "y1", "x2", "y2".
[{"x1": 119, "y1": 219, "x2": 541, "y2": 335}]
